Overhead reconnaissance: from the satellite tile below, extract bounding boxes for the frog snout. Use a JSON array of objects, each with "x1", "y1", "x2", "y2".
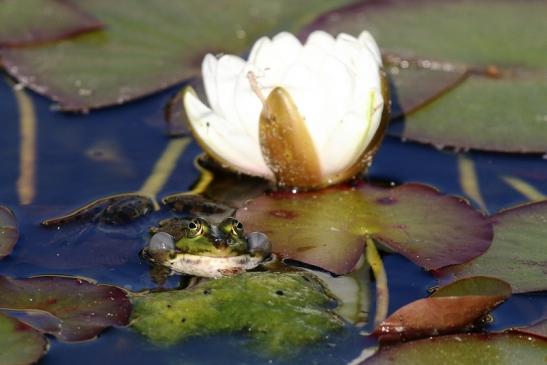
[{"x1": 246, "y1": 232, "x2": 272, "y2": 257}]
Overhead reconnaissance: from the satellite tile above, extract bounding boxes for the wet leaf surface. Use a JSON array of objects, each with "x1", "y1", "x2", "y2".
[
  {"x1": 0, "y1": 312, "x2": 48, "y2": 365},
  {"x1": 304, "y1": 0, "x2": 547, "y2": 153},
  {"x1": 374, "y1": 277, "x2": 511, "y2": 342},
  {"x1": 0, "y1": 206, "x2": 18, "y2": 260},
  {"x1": 1, "y1": 0, "x2": 351, "y2": 111},
  {"x1": 236, "y1": 183, "x2": 492, "y2": 274},
  {"x1": 440, "y1": 200, "x2": 547, "y2": 293},
  {"x1": 0, "y1": 0, "x2": 102, "y2": 47},
  {"x1": 131, "y1": 272, "x2": 343, "y2": 355},
  {"x1": 41, "y1": 193, "x2": 155, "y2": 227},
  {"x1": 362, "y1": 333, "x2": 547, "y2": 365},
  {"x1": 0, "y1": 276, "x2": 131, "y2": 341}
]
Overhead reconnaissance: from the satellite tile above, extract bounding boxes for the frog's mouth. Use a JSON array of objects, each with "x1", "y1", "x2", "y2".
[{"x1": 166, "y1": 253, "x2": 265, "y2": 278}]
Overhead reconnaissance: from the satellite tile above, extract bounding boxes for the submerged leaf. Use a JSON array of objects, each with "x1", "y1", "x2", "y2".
[
  {"x1": 304, "y1": 0, "x2": 547, "y2": 153},
  {"x1": 236, "y1": 183, "x2": 492, "y2": 274},
  {"x1": 41, "y1": 193, "x2": 155, "y2": 226},
  {"x1": 0, "y1": 276, "x2": 131, "y2": 341},
  {"x1": 440, "y1": 200, "x2": 547, "y2": 293},
  {"x1": 0, "y1": 313, "x2": 48, "y2": 365},
  {"x1": 1, "y1": 0, "x2": 352, "y2": 111},
  {"x1": 0, "y1": 206, "x2": 18, "y2": 259},
  {"x1": 131, "y1": 272, "x2": 343, "y2": 355},
  {"x1": 363, "y1": 333, "x2": 547, "y2": 365},
  {"x1": 0, "y1": 0, "x2": 102, "y2": 47},
  {"x1": 375, "y1": 277, "x2": 511, "y2": 342}
]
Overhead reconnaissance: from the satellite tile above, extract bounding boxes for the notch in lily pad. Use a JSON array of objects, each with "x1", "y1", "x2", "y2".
[{"x1": 236, "y1": 183, "x2": 492, "y2": 275}]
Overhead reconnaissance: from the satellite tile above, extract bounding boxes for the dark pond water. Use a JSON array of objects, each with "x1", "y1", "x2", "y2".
[{"x1": 0, "y1": 77, "x2": 545, "y2": 364}]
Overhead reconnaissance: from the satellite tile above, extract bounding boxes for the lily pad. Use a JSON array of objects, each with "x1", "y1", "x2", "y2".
[
  {"x1": 304, "y1": 0, "x2": 547, "y2": 153},
  {"x1": 374, "y1": 277, "x2": 511, "y2": 342},
  {"x1": 131, "y1": 272, "x2": 343, "y2": 355},
  {"x1": 440, "y1": 200, "x2": 547, "y2": 293},
  {"x1": 1, "y1": 0, "x2": 352, "y2": 111},
  {"x1": 236, "y1": 183, "x2": 492, "y2": 274},
  {"x1": 0, "y1": 276, "x2": 131, "y2": 341},
  {"x1": 363, "y1": 333, "x2": 547, "y2": 365},
  {"x1": 511, "y1": 319, "x2": 547, "y2": 340},
  {"x1": 385, "y1": 55, "x2": 468, "y2": 120},
  {"x1": 0, "y1": 313, "x2": 48, "y2": 365},
  {"x1": 0, "y1": 205, "x2": 18, "y2": 259},
  {"x1": 0, "y1": 0, "x2": 102, "y2": 47}
]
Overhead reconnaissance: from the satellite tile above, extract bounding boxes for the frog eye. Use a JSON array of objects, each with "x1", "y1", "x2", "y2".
[
  {"x1": 187, "y1": 219, "x2": 204, "y2": 238},
  {"x1": 231, "y1": 219, "x2": 244, "y2": 236}
]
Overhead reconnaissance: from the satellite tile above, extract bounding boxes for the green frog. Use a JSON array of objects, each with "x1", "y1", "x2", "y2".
[{"x1": 143, "y1": 217, "x2": 272, "y2": 278}]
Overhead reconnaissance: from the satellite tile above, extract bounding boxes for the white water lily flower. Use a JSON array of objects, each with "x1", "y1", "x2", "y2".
[{"x1": 183, "y1": 30, "x2": 387, "y2": 189}]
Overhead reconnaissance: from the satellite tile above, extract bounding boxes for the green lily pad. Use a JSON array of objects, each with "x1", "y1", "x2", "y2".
[
  {"x1": 374, "y1": 277, "x2": 511, "y2": 342},
  {"x1": 0, "y1": 276, "x2": 132, "y2": 341},
  {"x1": 0, "y1": 205, "x2": 18, "y2": 259},
  {"x1": 1, "y1": 0, "x2": 351, "y2": 111},
  {"x1": 131, "y1": 272, "x2": 343, "y2": 355},
  {"x1": 304, "y1": 0, "x2": 547, "y2": 153},
  {"x1": 0, "y1": 313, "x2": 48, "y2": 365},
  {"x1": 440, "y1": 200, "x2": 547, "y2": 293},
  {"x1": 0, "y1": 0, "x2": 102, "y2": 47},
  {"x1": 236, "y1": 183, "x2": 492, "y2": 274},
  {"x1": 431, "y1": 276, "x2": 512, "y2": 298},
  {"x1": 363, "y1": 333, "x2": 547, "y2": 365}
]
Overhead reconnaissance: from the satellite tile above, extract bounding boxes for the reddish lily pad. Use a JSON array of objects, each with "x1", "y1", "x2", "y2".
[
  {"x1": 304, "y1": 0, "x2": 547, "y2": 153},
  {"x1": 440, "y1": 200, "x2": 547, "y2": 293},
  {"x1": 362, "y1": 333, "x2": 547, "y2": 365},
  {"x1": 0, "y1": 276, "x2": 131, "y2": 341},
  {"x1": 236, "y1": 183, "x2": 492, "y2": 274},
  {"x1": 374, "y1": 277, "x2": 511, "y2": 342},
  {"x1": 1, "y1": 0, "x2": 352, "y2": 111},
  {"x1": 511, "y1": 319, "x2": 547, "y2": 340},
  {"x1": 0, "y1": 205, "x2": 19, "y2": 259},
  {"x1": 0, "y1": 0, "x2": 102, "y2": 47},
  {"x1": 0, "y1": 312, "x2": 48, "y2": 365}
]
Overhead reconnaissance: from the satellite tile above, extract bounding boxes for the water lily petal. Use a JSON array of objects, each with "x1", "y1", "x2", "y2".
[
  {"x1": 213, "y1": 54, "x2": 247, "y2": 127},
  {"x1": 305, "y1": 30, "x2": 336, "y2": 52},
  {"x1": 358, "y1": 30, "x2": 382, "y2": 65},
  {"x1": 202, "y1": 54, "x2": 219, "y2": 111},
  {"x1": 184, "y1": 88, "x2": 272, "y2": 177},
  {"x1": 321, "y1": 89, "x2": 383, "y2": 176}
]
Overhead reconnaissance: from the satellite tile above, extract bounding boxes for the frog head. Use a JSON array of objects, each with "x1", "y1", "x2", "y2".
[{"x1": 143, "y1": 217, "x2": 271, "y2": 278}]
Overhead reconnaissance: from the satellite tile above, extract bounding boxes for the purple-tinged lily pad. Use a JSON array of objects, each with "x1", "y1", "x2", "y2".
[
  {"x1": 0, "y1": 312, "x2": 48, "y2": 365},
  {"x1": 236, "y1": 183, "x2": 492, "y2": 274},
  {"x1": 1, "y1": 0, "x2": 352, "y2": 111},
  {"x1": 0, "y1": 205, "x2": 19, "y2": 259},
  {"x1": 511, "y1": 319, "x2": 547, "y2": 340},
  {"x1": 385, "y1": 55, "x2": 468, "y2": 120},
  {"x1": 0, "y1": 0, "x2": 102, "y2": 47},
  {"x1": 374, "y1": 277, "x2": 511, "y2": 342},
  {"x1": 362, "y1": 333, "x2": 547, "y2": 365},
  {"x1": 0, "y1": 276, "x2": 131, "y2": 341},
  {"x1": 303, "y1": 0, "x2": 547, "y2": 153},
  {"x1": 440, "y1": 200, "x2": 547, "y2": 293}
]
